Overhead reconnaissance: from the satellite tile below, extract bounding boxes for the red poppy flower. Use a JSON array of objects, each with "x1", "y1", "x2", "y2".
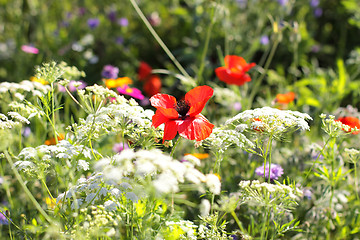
[
  {"x1": 138, "y1": 62, "x2": 152, "y2": 81},
  {"x1": 144, "y1": 75, "x2": 162, "y2": 97},
  {"x1": 336, "y1": 116, "x2": 360, "y2": 134},
  {"x1": 275, "y1": 92, "x2": 296, "y2": 104},
  {"x1": 150, "y1": 86, "x2": 214, "y2": 142},
  {"x1": 138, "y1": 62, "x2": 162, "y2": 97},
  {"x1": 215, "y1": 55, "x2": 256, "y2": 86}
]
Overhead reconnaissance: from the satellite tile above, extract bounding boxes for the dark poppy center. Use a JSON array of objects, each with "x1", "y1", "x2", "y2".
[{"x1": 175, "y1": 100, "x2": 190, "y2": 119}]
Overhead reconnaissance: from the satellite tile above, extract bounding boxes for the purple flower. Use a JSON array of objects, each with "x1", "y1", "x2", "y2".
[
  {"x1": 0, "y1": 212, "x2": 9, "y2": 225},
  {"x1": 113, "y1": 142, "x2": 129, "y2": 153},
  {"x1": 277, "y1": 0, "x2": 288, "y2": 6},
  {"x1": 101, "y1": 65, "x2": 119, "y2": 79},
  {"x1": 78, "y1": 7, "x2": 86, "y2": 16},
  {"x1": 58, "y1": 80, "x2": 87, "y2": 92},
  {"x1": 117, "y1": 18, "x2": 129, "y2": 27},
  {"x1": 233, "y1": 102, "x2": 242, "y2": 111},
  {"x1": 107, "y1": 10, "x2": 117, "y2": 22},
  {"x1": 21, "y1": 45, "x2": 39, "y2": 54},
  {"x1": 260, "y1": 35, "x2": 270, "y2": 45},
  {"x1": 87, "y1": 18, "x2": 100, "y2": 29},
  {"x1": 310, "y1": 0, "x2": 320, "y2": 8},
  {"x1": 255, "y1": 163, "x2": 284, "y2": 180},
  {"x1": 314, "y1": 8, "x2": 323, "y2": 17},
  {"x1": 22, "y1": 127, "x2": 31, "y2": 138},
  {"x1": 115, "y1": 36, "x2": 124, "y2": 45},
  {"x1": 303, "y1": 188, "x2": 312, "y2": 200}
]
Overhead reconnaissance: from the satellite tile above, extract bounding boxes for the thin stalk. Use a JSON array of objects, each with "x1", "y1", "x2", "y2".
[
  {"x1": 51, "y1": 83, "x2": 58, "y2": 145},
  {"x1": 354, "y1": 163, "x2": 359, "y2": 201},
  {"x1": 129, "y1": 0, "x2": 190, "y2": 79},
  {"x1": 4, "y1": 151, "x2": 55, "y2": 225},
  {"x1": 170, "y1": 137, "x2": 181, "y2": 158},
  {"x1": 230, "y1": 211, "x2": 244, "y2": 232},
  {"x1": 247, "y1": 36, "x2": 280, "y2": 110},
  {"x1": 263, "y1": 135, "x2": 273, "y2": 182},
  {"x1": 304, "y1": 137, "x2": 333, "y2": 180},
  {"x1": 197, "y1": 6, "x2": 216, "y2": 85},
  {"x1": 40, "y1": 178, "x2": 54, "y2": 199}
]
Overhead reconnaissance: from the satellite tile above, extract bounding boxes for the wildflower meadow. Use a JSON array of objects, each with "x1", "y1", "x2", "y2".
[{"x1": 1, "y1": 0, "x2": 360, "y2": 239}]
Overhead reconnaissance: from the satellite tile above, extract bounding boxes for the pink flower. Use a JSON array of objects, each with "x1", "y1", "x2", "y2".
[
  {"x1": 117, "y1": 85, "x2": 144, "y2": 100},
  {"x1": 21, "y1": 45, "x2": 39, "y2": 54}
]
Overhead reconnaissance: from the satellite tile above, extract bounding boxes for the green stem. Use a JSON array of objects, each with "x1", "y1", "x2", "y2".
[
  {"x1": 170, "y1": 137, "x2": 181, "y2": 158},
  {"x1": 129, "y1": 0, "x2": 190, "y2": 79},
  {"x1": 197, "y1": 5, "x2": 216, "y2": 85},
  {"x1": 51, "y1": 83, "x2": 58, "y2": 145},
  {"x1": 247, "y1": 35, "x2": 280, "y2": 110},
  {"x1": 4, "y1": 151, "x2": 55, "y2": 225},
  {"x1": 263, "y1": 135, "x2": 273, "y2": 182},
  {"x1": 354, "y1": 163, "x2": 359, "y2": 201},
  {"x1": 230, "y1": 210, "x2": 244, "y2": 232},
  {"x1": 40, "y1": 177, "x2": 54, "y2": 199},
  {"x1": 304, "y1": 137, "x2": 333, "y2": 180}
]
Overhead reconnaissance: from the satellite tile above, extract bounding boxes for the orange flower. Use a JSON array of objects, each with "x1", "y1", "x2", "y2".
[
  {"x1": 185, "y1": 153, "x2": 210, "y2": 159},
  {"x1": 45, "y1": 133, "x2": 65, "y2": 145},
  {"x1": 30, "y1": 76, "x2": 49, "y2": 85},
  {"x1": 336, "y1": 116, "x2": 360, "y2": 134},
  {"x1": 275, "y1": 92, "x2": 296, "y2": 104},
  {"x1": 215, "y1": 55, "x2": 256, "y2": 86},
  {"x1": 104, "y1": 77, "x2": 133, "y2": 89}
]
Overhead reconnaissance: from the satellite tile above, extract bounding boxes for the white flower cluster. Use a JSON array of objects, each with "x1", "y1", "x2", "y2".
[
  {"x1": 95, "y1": 149, "x2": 221, "y2": 195},
  {"x1": 14, "y1": 140, "x2": 94, "y2": 176},
  {"x1": 226, "y1": 107, "x2": 312, "y2": 134},
  {"x1": 0, "y1": 80, "x2": 50, "y2": 98},
  {"x1": 238, "y1": 180, "x2": 303, "y2": 205},
  {"x1": 56, "y1": 171, "x2": 141, "y2": 211},
  {"x1": 203, "y1": 127, "x2": 255, "y2": 153},
  {"x1": 78, "y1": 84, "x2": 120, "y2": 101},
  {"x1": 72, "y1": 93, "x2": 159, "y2": 142},
  {"x1": 8, "y1": 101, "x2": 44, "y2": 119},
  {"x1": 0, "y1": 112, "x2": 30, "y2": 130}
]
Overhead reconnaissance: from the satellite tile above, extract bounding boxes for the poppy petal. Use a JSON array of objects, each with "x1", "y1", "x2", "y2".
[
  {"x1": 215, "y1": 68, "x2": 251, "y2": 86},
  {"x1": 150, "y1": 93, "x2": 177, "y2": 109},
  {"x1": 185, "y1": 86, "x2": 213, "y2": 116},
  {"x1": 138, "y1": 62, "x2": 152, "y2": 81},
  {"x1": 144, "y1": 75, "x2": 162, "y2": 97},
  {"x1": 157, "y1": 107, "x2": 179, "y2": 119},
  {"x1": 225, "y1": 55, "x2": 247, "y2": 69},
  {"x1": 178, "y1": 114, "x2": 214, "y2": 141},
  {"x1": 152, "y1": 110, "x2": 170, "y2": 128},
  {"x1": 163, "y1": 120, "x2": 179, "y2": 142}
]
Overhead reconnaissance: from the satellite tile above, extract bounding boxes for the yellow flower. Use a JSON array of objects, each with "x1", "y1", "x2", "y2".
[
  {"x1": 45, "y1": 197, "x2": 56, "y2": 209},
  {"x1": 185, "y1": 153, "x2": 209, "y2": 159},
  {"x1": 104, "y1": 77, "x2": 133, "y2": 89},
  {"x1": 214, "y1": 173, "x2": 221, "y2": 181},
  {"x1": 30, "y1": 76, "x2": 49, "y2": 85}
]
